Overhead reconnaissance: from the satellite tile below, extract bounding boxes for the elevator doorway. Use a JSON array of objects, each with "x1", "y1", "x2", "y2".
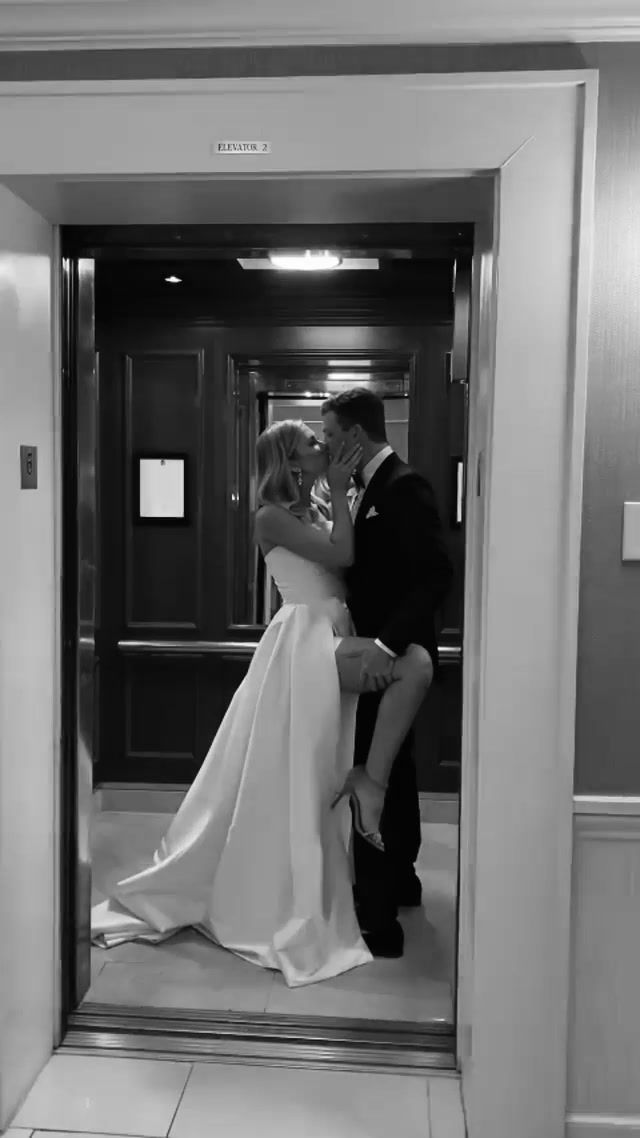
[{"x1": 62, "y1": 222, "x2": 472, "y2": 1069}]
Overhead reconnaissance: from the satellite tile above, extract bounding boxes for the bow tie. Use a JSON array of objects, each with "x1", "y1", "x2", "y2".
[{"x1": 352, "y1": 469, "x2": 365, "y2": 490}]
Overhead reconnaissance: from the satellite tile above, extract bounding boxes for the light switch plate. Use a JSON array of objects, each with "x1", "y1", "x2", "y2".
[{"x1": 622, "y1": 502, "x2": 640, "y2": 561}]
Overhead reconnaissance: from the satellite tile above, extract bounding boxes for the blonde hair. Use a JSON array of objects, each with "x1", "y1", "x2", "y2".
[{"x1": 256, "y1": 420, "x2": 308, "y2": 509}]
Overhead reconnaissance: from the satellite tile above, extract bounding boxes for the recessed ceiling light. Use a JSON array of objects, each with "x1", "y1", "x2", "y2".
[
  {"x1": 164, "y1": 275, "x2": 182, "y2": 284},
  {"x1": 328, "y1": 359, "x2": 375, "y2": 367},
  {"x1": 237, "y1": 256, "x2": 379, "y2": 272},
  {"x1": 267, "y1": 250, "x2": 342, "y2": 272},
  {"x1": 328, "y1": 371, "x2": 373, "y2": 381}
]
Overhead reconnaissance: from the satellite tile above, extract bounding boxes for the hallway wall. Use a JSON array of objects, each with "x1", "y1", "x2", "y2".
[{"x1": 0, "y1": 41, "x2": 638, "y2": 793}]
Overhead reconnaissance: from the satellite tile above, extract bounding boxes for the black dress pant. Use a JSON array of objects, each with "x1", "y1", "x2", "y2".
[{"x1": 352, "y1": 692, "x2": 422, "y2": 932}]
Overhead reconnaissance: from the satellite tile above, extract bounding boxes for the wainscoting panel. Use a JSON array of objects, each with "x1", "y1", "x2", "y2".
[{"x1": 567, "y1": 804, "x2": 640, "y2": 1133}]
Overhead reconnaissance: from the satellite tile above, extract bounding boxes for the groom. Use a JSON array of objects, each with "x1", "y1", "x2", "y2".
[{"x1": 322, "y1": 388, "x2": 453, "y2": 957}]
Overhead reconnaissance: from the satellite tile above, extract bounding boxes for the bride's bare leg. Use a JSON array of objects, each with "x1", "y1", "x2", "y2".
[{"x1": 334, "y1": 639, "x2": 433, "y2": 838}]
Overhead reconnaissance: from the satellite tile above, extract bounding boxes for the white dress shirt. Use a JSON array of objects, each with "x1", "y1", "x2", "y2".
[
  {"x1": 352, "y1": 445, "x2": 397, "y2": 659},
  {"x1": 362, "y1": 444, "x2": 394, "y2": 489}
]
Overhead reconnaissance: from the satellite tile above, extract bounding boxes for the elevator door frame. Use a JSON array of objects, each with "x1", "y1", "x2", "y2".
[
  {"x1": 61, "y1": 228, "x2": 466, "y2": 1071},
  {"x1": 0, "y1": 71, "x2": 597, "y2": 1138}
]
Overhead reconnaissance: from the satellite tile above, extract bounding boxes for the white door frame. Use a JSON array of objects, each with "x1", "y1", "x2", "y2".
[{"x1": 0, "y1": 71, "x2": 598, "y2": 1138}]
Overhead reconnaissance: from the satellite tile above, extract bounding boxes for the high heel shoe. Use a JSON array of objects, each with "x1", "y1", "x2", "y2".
[{"x1": 331, "y1": 769, "x2": 386, "y2": 853}]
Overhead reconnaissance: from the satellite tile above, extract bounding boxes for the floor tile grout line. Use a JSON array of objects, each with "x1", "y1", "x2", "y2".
[
  {"x1": 29, "y1": 1128, "x2": 179, "y2": 1137},
  {"x1": 426, "y1": 1076, "x2": 433, "y2": 1138},
  {"x1": 166, "y1": 1061, "x2": 195, "y2": 1137}
]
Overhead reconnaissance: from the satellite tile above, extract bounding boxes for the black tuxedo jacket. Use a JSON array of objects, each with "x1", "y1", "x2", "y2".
[{"x1": 345, "y1": 453, "x2": 453, "y2": 668}]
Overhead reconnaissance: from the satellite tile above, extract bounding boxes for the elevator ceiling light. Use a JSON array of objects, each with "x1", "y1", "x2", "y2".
[
  {"x1": 164, "y1": 275, "x2": 182, "y2": 284},
  {"x1": 268, "y1": 250, "x2": 342, "y2": 271},
  {"x1": 328, "y1": 359, "x2": 375, "y2": 367},
  {"x1": 238, "y1": 256, "x2": 379, "y2": 271},
  {"x1": 328, "y1": 371, "x2": 373, "y2": 381}
]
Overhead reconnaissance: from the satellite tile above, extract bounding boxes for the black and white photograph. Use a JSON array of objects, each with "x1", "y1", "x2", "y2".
[{"x1": 0, "y1": 11, "x2": 635, "y2": 1138}]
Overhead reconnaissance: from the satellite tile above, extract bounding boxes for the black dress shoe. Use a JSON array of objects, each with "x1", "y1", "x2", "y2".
[
  {"x1": 361, "y1": 919, "x2": 404, "y2": 958},
  {"x1": 396, "y1": 873, "x2": 422, "y2": 908}
]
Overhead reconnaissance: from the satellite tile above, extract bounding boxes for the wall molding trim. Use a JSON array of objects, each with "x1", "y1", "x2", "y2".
[
  {"x1": 94, "y1": 784, "x2": 460, "y2": 824},
  {"x1": 574, "y1": 795, "x2": 640, "y2": 816},
  {"x1": 94, "y1": 783, "x2": 187, "y2": 815},
  {"x1": 566, "y1": 1114, "x2": 640, "y2": 1137},
  {"x1": 574, "y1": 810, "x2": 640, "y2": 842},
  {"x1": 0, "y1": 0, "x2": 639, "y2": 52}
]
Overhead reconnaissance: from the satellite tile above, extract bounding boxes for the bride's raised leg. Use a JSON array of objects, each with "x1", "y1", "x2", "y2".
[{"x1": 333, "y1": 639, "x2": 433, "y2": 844}]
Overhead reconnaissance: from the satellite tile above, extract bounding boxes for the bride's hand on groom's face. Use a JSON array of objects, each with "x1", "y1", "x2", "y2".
[
  {"x1": 326, "y1": 443, "x2": 363, "y2": 494},
  {"x1": 360, "y1": 644, "x2": 395, "y2": 692}
]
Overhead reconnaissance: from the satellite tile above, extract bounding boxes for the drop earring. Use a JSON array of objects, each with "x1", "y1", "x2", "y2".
[{"x1": 291, "y1": 466, "x2": 303, "y2": 490}]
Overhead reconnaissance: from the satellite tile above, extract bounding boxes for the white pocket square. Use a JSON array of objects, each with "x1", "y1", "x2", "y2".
[{"x1": 365, "y1": 506, "x2": 379, "y2": 519}]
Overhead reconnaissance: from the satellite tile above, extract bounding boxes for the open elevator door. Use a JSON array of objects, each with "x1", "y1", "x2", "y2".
[{"x1": 61, "y1": 255, "x2": 97, "y2": 1016}]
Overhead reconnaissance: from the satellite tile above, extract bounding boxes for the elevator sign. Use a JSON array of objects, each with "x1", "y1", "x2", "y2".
[{"x1": 214, "y1": 141, "x2": 272, "y2": 155}]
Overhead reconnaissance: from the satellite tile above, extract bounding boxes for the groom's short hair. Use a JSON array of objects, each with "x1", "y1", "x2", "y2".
[{"x1": 322, "y1": 388, "x2": 387, "y2": 442}]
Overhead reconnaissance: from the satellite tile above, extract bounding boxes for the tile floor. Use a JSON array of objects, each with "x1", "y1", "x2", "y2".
[
  {"x1": 8, "y1": 1053, "x2": 466, "y2": 1137},
  {"x1": 88, "y1": 813, "x2": 458, "y2": 1024}
]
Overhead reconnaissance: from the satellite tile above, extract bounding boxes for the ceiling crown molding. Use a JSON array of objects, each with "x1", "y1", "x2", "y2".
[{"x1": 0, "y1": 0, "x2": 639, "y2": 52}]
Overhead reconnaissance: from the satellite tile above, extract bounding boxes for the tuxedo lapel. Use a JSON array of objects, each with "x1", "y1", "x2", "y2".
[{"x1": 355, "y1": 452, "x2": 399, "y2": 532}]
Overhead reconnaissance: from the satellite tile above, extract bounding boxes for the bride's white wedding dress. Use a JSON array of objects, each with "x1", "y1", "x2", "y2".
[{"x1": 91, "y1": 523, "x2": 373, "y2": 987}]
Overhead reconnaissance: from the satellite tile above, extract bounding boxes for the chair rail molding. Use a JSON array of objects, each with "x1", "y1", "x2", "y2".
[
  {"x1": 0, "y1": 0, "x2": 639, "y2": 52},
  {"x1": 566, "y1": 1115, "x2": 640, "y2": 1138},
  {"x1": 574, "y1": 795, "x2": 640, "y2": 815}
]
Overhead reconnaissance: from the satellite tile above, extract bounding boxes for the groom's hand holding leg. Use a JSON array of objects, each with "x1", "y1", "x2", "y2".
[{"x1": 360, "y1": 643, "x2": 395, "y2": 692}]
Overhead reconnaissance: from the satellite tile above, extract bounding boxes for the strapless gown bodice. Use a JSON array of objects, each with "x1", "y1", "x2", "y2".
[
  {"x1": 266, "y1": 545, "x2": 347, "y2": 605},
  {"x1": 265, "y1": 545, "x2": 352, "y2": 638}
]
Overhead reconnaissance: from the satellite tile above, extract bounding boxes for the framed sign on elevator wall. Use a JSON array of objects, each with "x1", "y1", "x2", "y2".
[{"x1": 133, "y1": 453, "x2": 189, "y2": 525}]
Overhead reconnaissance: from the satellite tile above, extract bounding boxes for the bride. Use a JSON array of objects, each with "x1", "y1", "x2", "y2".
[{"x1": 91, "y1": 420, "x2": 432, "y2": 987}]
